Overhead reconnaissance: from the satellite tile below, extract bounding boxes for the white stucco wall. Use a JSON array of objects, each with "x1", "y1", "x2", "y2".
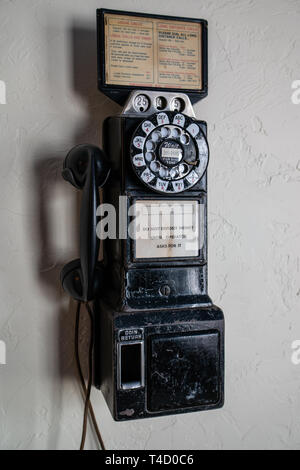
[{"x1": 0, "y1": 0, "x2": 300, "y2": 450}]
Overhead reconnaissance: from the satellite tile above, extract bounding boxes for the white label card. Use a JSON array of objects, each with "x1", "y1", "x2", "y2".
[{"x1": 133, "y1": 200, "x2": 201, "y2": 259}]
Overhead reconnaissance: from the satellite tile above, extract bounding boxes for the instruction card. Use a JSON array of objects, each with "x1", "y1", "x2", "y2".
[{"x1": 104, "y1": 13, "x2": 202, "y2": 90}]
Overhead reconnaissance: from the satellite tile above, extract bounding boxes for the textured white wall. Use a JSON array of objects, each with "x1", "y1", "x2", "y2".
[{"x1": 0, "y1": 0, "x2": 300, "y2": 450}]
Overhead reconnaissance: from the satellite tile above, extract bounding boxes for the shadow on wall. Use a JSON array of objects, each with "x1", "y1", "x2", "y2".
[
  {"x1": 71, "y1": 24, "x2": 120, "y2": 145},
  {"x1": 30, "y1": 22, "x2": 119, "y2": 449}
]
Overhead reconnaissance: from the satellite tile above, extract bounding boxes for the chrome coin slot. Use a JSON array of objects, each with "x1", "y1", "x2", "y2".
[
  {"x1": 156, "y1": 96, "x2": 167, "y2": 111},
  {"x1": 133, "y1": 94, "x2": 150, "y2": 113},
  {"x1": 170, "y1": 97, "x2": 186, "y2": 112}
]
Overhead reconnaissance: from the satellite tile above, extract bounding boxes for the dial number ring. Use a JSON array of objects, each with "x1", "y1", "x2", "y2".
[{"x1": 130, "y1": 112, "x2": 209, "y2": 194}]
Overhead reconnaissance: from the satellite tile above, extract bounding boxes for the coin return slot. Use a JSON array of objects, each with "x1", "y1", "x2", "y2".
[{"x1": 119, "y1": 342, "x2": 144, "y2": 390}]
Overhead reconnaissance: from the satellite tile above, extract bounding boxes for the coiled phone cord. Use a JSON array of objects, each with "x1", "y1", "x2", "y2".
[{"x1": 75, "y1": 301, "x2": 106, "y2": 450}]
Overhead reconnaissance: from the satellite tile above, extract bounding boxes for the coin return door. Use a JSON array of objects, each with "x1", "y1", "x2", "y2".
[{"x1": 118, "y1": 341, "x2": 144, "y2": 390}]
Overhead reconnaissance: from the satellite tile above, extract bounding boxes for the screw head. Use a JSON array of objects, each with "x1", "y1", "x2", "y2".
[{"x1": 159, "y1": 285, "x2": 171, "y2": 297}]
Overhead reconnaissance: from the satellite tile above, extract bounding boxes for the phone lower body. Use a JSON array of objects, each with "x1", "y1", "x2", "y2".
[{"x1": 94, "y1": 302, "x2": 224, "y2": 421}]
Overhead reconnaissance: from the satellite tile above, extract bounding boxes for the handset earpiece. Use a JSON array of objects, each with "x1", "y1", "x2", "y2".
[
  {"x1": 61, "y1": 144, "x2": 111, "y2": 302},
  {"x1": 62, "y1": 144, "x2": 110, "y2": 189}
]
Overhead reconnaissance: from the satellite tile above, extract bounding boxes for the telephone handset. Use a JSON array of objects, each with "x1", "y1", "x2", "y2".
[{"x1": 61, "y1": 144, "x2": 110, "y2": 302}]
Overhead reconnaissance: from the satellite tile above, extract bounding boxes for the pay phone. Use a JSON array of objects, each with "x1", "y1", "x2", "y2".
[{"x1": 61, "y1": 9, "x2": 224, "y2": 422}]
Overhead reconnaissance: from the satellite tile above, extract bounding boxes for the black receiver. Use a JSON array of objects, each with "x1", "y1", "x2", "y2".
[{"x1": 61, "y1": 144, "x2": 110, "y2": 302}]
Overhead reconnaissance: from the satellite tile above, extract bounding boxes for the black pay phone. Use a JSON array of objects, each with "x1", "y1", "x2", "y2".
[{"x1": 61, "y1": 9, "x2": 224, "y2": 421}]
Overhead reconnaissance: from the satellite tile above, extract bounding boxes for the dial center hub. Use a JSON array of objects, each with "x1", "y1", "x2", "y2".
[{"x1": 158, "y1": 139, "x2": 183, "y2": 167}]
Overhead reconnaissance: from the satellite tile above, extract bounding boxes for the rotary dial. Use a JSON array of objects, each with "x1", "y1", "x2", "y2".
[{"x1": 130, "y1": 112, "x2": 209, "y2": 194}]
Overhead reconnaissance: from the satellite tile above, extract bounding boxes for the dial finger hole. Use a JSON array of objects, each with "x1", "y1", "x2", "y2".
[
  {"x1": 180, "y1": 134, "x2": 190, "y2": 145},
  {"x1": 146, "y1": 140, "x2": 156, "y2": 151},
  {"x1": 145, "y1": 152, "x2": 155, "y2": 162},
  {"x1": 151, "y1": 131, "x2": 160, "y2": 142},
  {"x1": 161, "y1": 127, "x2": 171, "y2": 138},
  {"x1": 179, "y1": 163, "x2": 189, "y2": 175},
  {"x1": 159, "y1": 166, "x2": 168, "y2": 178},
  {"x1": 171, "y1": 127, "x2": 181, "y2": 138},
  {"x1": 170, "y1": 167, "x2": 178, "y2": 179},
  {"x1": 150, "y1": 161, "x2": 160, "y2": 172}
]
